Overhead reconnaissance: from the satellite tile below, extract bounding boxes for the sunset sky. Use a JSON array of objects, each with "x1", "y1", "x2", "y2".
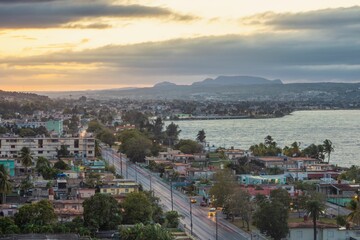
[{"x1": 0, "y1": 0, "x2": 359, "y2": 91}]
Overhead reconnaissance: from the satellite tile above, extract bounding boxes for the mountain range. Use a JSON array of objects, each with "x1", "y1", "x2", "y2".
[{"x1": 30, "y1": 75, "x2": 360, "y2": 102}]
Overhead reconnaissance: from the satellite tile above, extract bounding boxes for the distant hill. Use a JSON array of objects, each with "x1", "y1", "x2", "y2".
[
  {"x1": 192, "y1": 76, "x2": 282, "y2": 86},
  {"x1": 0, "y1": 90, "x2": 49, "y2": 101},
  {"x1": 153, "y1": 81, "x2": 177, "y2": 88}
]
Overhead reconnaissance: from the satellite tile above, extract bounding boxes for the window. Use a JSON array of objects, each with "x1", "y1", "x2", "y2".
[
  {"x1": 11, "y1": 145, "x2": 15, "y2": 149},
  {"x1": 88, "y1": 151, "x2": 93, "y2": 154},
  {"x1": 38, "y1": 151, "x2": 43, "y2": 154},
  {"x1": 327, "y1": 231, "x2": 334, "y2": 238},
  {"x1": 74, "y1": 139, "x2": 79, "y2": 148}
]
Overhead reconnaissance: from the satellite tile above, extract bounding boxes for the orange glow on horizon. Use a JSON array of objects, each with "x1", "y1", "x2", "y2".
[{"x1": 1, "y1": 84, "x2": 152, "y2": 93}]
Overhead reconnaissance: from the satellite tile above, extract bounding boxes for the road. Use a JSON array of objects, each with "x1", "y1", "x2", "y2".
[{"x1": 101, "y1": 147, "x2": 263, "y2": 240}]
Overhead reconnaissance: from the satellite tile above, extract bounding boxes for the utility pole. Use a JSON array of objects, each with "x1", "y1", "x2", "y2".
[
  {"x1": 119, "y1": 152, "x2": 123, "y2": 176},
  {"x1": 126, "y1": 160, "x2": 128, "y2": 179},
  {"x1": 170, "y1": 180, "x2": 173, "y2": 211},
  {"x1": 149, "y1": 174, "x2": 152, "y2": 192},
  {"x1": 215, "y1": 210, "x2": 218, "y2": 240},
  {"x1": 190, "y1": 198, "x2": 193, "y2": 236},
  {"x1": 135, "y1": 163, "x2": 138, "y2": 182}
]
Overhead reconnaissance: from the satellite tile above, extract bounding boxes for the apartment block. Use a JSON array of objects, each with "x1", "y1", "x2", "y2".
[{"x1": 0, "y1": 136, "x2": 95, "y2": 159}]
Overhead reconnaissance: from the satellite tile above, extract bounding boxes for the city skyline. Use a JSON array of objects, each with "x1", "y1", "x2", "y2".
[{"x1": 0, "y1": 0, "x2": 359, "y2": 91}]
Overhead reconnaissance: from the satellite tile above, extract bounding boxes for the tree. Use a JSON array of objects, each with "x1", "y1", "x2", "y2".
[
  {"x1": 0, "y1": 165, "x2": 12, "y2": 204},
  {"x1": 175, "y1": 139, "x2": 203, "y2": 154},
  {"x1": 253, "y1": 200, "x2": 289, "y2": 240},
  {"x1": 19, "y1": 147, "x2": 33, "y2": 174},
  {"x1": 36, "y1": 156, "x2": 51, "y2": 171},
  {"x1": 225, "y1": 188, "x2": 252, "y2": 230},
  {"x1": 56, "y1": 145, "x2": 70, "y2": 159},
  {"x1": 196, "y1": 129, "x2": 206, "y2": 143},
  {"x1": 119, "y1": 134, "x2": 152, "y2": 163},
  {"x1": 270, "y1": 188, "x2": 291, "y2": 209},
  {"x1": 0, "y1": 217, "x2": 20, "y2": 234},
  {"x1": 323, "y1": 139, "x2": 334, "y2": 164},
  {"x1": 83, "y1": 193, "x2": 122, "y2": 231},
  {"x1": 165, "y1": 122, "x2": 181, "y2": 147},
  {"x1": 122, "y1": 192, "x2": 153, "y2": 224},
  {"x1": 305, "y1": 199, "x2": 325, "y2": 240},
  {"x1": 121, "y1": 223, "x2": 174, "y2": 240},
  {"x1": 98, "y1": 129, "x2": 116, "y2": 148},
  {"x1": 20, "y1": 176, "x2": 33, "y2": 196},
  {"x1": 209, "y1": 169, "x2": 236, "y2": 207},
  {"x1": 35, "y1": 156, "x2": 59, "y2": 179},
  {"x1": 164, "y1": 211, "x2": 181, "y2": 228},
  {"x1": 347, "y1": 200, "x2": 360, "y2": 226},
  {"x1": 302, "y1": 144, "x2": 324, "y2": 160},
  {"x1": 14, "y1": 200, "x2": 57, "y2": 227},
  {"x1": 53, "y1": 160, "x2": 70, "y2": 170},
  {"x1": 19, "y1": 128, "x2": 36, "y2": 137},
  {"x1": 151, "y1": 117, "x2": 164, "y2": 142}
]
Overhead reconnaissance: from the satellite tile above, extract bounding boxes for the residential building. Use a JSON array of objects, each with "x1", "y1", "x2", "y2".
[
  {"x1": 0, "y1": 136, "x2": 95, "y2": 159},
  {"x1": 99, "y1": 179, "x2": 139, "y2": 197},
  {"x1": 45, "y1": 120, "x2": 64, "y2": 135},
  {"x1": 287, "y1": 222, "x2": 360, "y2": 240},
  {"x1": 53, "y1": 199, "x2": 84, "y2": 222},
  {"x1": 0, "y1": 159, "x2": 15, "y2": 176}
]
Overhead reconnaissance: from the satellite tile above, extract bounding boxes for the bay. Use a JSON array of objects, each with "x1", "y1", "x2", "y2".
[{"x1": 172, "y1": 110, "x2": 360, "y2": 167}]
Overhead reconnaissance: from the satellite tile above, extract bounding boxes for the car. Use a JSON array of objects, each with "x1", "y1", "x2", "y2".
[
  {"x1": 208, "y1": 207, "x2": 216, "y2": 217},
  {"x1": 190, "y1": 198, "x2": 197, "y2": 203},
  {"x1": 200, "y1": 201, "x2": 207, "y2": 207}
]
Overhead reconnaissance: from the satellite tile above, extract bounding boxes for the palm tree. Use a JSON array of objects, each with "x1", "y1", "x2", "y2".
[
  {"x1": 323, "y1": 139, "x2": 334, "y2": 164},
  {"x1": 19, "y1": 147, "x2": 33, "y2": 175},
  {"x1": 305, "y1": 200, "x2": 325, "y2": 240},
  {"x1": 35, "y1": 156, "x2": 50, "y2": 172},
  {"x1": 0, "y1": 165, "x2": 12, "y2": 204},
  {"x1": 347, "y1": 199, "x2": 360, "y2": 226}
]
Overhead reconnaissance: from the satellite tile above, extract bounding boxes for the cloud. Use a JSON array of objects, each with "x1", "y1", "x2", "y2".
[
  {"x1": 0, "y1": 0, "x2": 196, "y2": 29},
  {"x1": 1, "y1": 6, "x2": 359, "y2": 86},
  {"x1": 242, "y1": 6, "x2": 360, "y2": 31}
]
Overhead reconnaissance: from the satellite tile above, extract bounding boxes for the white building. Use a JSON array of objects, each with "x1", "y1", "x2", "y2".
[{"x1": 0, "y1": 136, "x2": 95, "y2": 159}]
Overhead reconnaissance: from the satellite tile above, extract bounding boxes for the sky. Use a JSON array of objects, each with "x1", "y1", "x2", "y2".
[{"x1": 0, "y1": 0, "x2": 359, "y2": 91}]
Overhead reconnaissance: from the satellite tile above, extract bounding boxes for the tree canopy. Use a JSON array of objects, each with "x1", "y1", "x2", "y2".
[
  {"x1": 209, "y1": 169, "x2": 236, "y2": 207},
  {"x1": 83, "y1": 193, "x2": 122, "y2": 231},
  {"x1": 122, "y1": 192, "x2": 153, "y2": 224},
  {"x1": 175, "y1": 139, "x2": 203, "y2": 154},
  {"x1": 14, "y1": 200, "x2": 57, "y2": 227}
]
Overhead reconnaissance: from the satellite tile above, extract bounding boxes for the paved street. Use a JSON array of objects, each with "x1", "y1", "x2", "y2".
[{"x1": 102, "y1": 147, "x2": 261, "y2": 240}]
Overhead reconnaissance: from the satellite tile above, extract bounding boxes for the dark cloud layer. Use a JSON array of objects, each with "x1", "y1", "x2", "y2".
[
  {"x1": 2, "y1": 6, "x2": 360, "y2": 84},
  {"x1": 0, "y1": 0, "x2": 195, "y2": 28}
]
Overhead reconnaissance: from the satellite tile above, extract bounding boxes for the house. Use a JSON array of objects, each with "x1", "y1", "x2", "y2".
[
  {"x1": 186, "y1": 168, "x2": 214, "y2": 180},
  {"x1": 76, "y1": 188, "x2": 96, "y2": 199},
  {"x1": 173, "y1": 154, "x2": 194, "y2": 163},
  {"x1": 255, "y1": 156, "x2": 320, "y2": 170},
  {"x1": 53, "y1": 199, "x2": 84, "y2": 222},
  {"x1": 173, "y1": 163, "x2": 191, "y2": 175},
  {"x1": 238, "y1": 174, "x2": 287, "y2": 185},
  {"x1": 86, "y1": 160, "x2": 106, "y2": 173},
  {"x1": 223, "y1": 148, "x2": 250, "y2": 160},
  {"x1": 317, "y1": 183, "x2": 359, "y2": 198},
  {"x1": 99, "y1": 179, "x2": 139, "y2": 198},
  {"x1": 287, "y1": 222, "x2": 360, "y2": 240},
  {"x1": 0, "y1": 204, "x2": 19, "y2": 217}
]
